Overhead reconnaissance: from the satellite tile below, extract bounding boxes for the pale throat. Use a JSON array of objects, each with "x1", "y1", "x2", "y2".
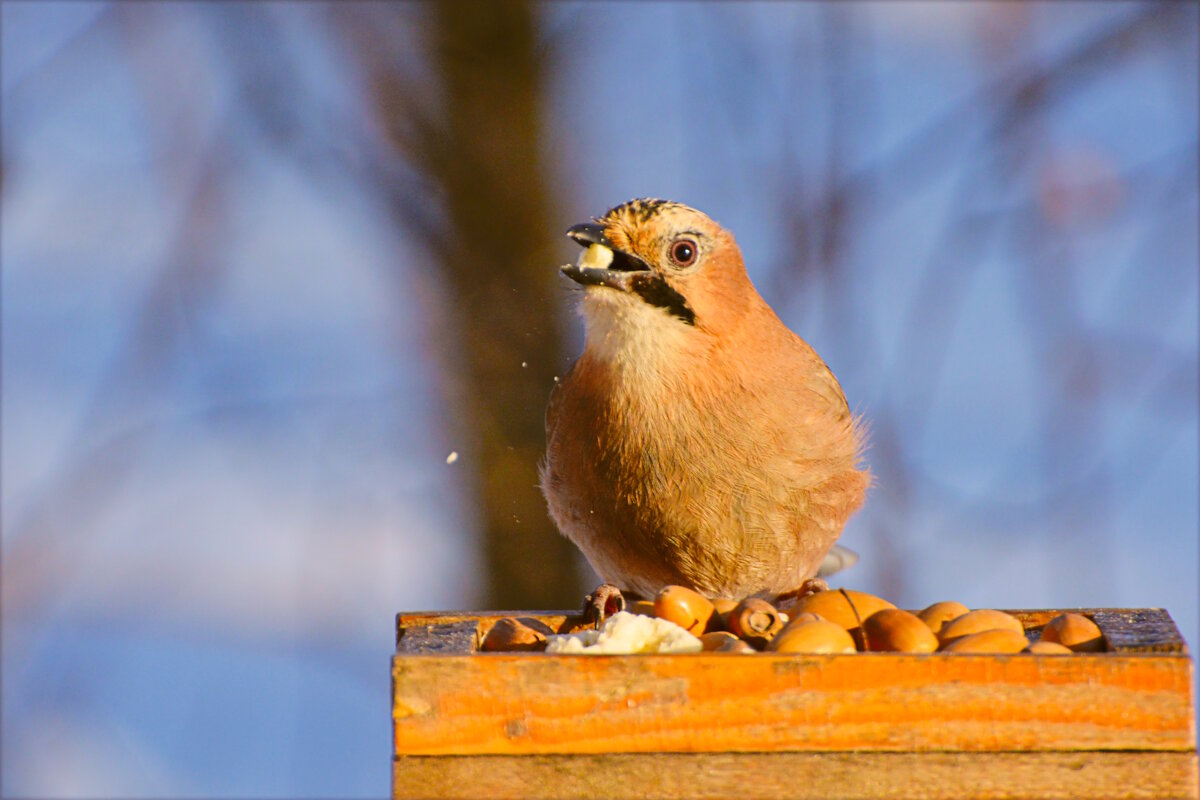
[{"x1": 579, "y1": 289, "x2": 694, "y2": 379}]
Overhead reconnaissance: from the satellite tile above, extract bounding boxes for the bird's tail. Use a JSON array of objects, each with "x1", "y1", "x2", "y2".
[{"x1": 817, "y1": 544, "x2": 859, "y2": 577}]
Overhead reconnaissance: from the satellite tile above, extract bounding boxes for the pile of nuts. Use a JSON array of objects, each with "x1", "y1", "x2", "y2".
[{"x1": 480, "y1": 586, "x2": 1108, "y2": 655}]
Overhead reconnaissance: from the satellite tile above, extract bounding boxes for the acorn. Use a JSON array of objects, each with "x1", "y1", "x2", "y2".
[
  {"x1": 917, "y1": 601, "x2": 970, "y2": 638},
  {"x1": 727, "y1": 597, "x2": 786, "y2": 649},
  {"x1": 861, "y1": 608, "x2": 939, "y2": 653},
  {"x1": 769, "y1": 618, "x2": 856, "y2": 654},
  {"x1": 481, "y1": 617, "x2": 547, "y2": 652},
  {"x1": 653, "y1": 585, "x2": 715, "y2": 636},
  {"x1": 700, "y1": 631, "x2": 756, "y2": 653},
  {"x1": 1040, "y1": 613, "x2": 1105, "y2": 653},
  {"x1": 940, "y1": 628, "x2": 1029, "y2": 653},
  {"x1": 938, "y1": 609, "x2": 1024, "y2": 647},
  {"x1": 1025, "y1": 640, "x2": 1073, "y2": 654}
]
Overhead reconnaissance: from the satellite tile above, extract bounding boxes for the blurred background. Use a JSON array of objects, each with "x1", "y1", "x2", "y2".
[{"x1": 2, "y1": 1, "x2": 1196, "y2": 796}]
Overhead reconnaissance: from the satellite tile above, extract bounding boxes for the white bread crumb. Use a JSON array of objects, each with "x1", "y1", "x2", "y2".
[{"x1": 545, "y1": 611, "x2": 702, "y2": 654}]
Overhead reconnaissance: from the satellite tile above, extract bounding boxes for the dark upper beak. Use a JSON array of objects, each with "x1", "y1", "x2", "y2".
[
  {"x1": 561, "y1": 220, "x2": 696, "y2": 325},
  {"x1": 562, "y1": 222, "x2": 650, "y2": 289},
  {"x1": 563, "y1": 222, "x2": 650, "y2": 272},
  {"x1": 566, "y1": 222, "x2": 613, "y2": 248}
]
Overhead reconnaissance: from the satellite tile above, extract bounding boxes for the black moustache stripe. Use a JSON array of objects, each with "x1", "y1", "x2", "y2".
[{"x1": 630, "y1": 273, "x2": 696, "y2": 326}]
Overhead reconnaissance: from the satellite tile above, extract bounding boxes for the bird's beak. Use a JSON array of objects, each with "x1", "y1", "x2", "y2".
[
  {"x1": 565, "y1": 222, "x2": 613, "y2": 249},
  {"x1": 561, "y1": 222, "x2": 651, "y2": 290}
]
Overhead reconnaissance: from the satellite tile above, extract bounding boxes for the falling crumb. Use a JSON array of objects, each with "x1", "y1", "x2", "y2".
[
  {"x1": 521, "y1": 361, "x2": 527, "y2": 368},
  {"x1": 553, "y1": 376, "x2": 559, "y2": 383},
  {"x1": 445, "y1": 451, "x2": 459, "y2": 464}
]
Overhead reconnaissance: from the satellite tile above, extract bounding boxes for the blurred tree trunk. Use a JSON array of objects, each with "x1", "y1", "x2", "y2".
[{"x1": 366, "y1": 1, "x2": 581, "y2": 608}]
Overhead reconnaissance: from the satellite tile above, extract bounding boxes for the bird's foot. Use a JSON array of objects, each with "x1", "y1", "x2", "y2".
[
  {"x1": 775, "y1": 578, "x2": 829, "y2": 609},
  {"x1": 583, "y1": 583, "x2": 626, "y2": 629},
  {"x1": 797, "y1": 577, "x2": 829, "y2": 596}
]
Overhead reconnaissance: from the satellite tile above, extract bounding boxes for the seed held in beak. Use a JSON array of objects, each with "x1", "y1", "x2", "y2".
[{"x1": 578, "y1": 243, "x2": 614, "y2": 270}]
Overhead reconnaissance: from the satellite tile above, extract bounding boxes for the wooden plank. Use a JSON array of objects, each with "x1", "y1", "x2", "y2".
[
  {"x1": 1089, "y1": 609, "x2": 1189, "y2": 654},
  {"x1": 393, "y1": 649, "x2": 1194, "y2": 755},
  {"x1": 395, "y1": 608, "x2": 1190, "y2": 654},
  {"x1": 397, "y1": 611, "x2": 589, "y2": 650},
  {"x1": 397, "y1": 620, "x2": 481, "y2": 655},
  {"x1": 393, "y1": 751, "x2": 1200, "y2": 800}
]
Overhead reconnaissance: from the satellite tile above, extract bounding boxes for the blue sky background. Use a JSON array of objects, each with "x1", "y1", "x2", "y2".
[{"x1": 2, "y1": 2, "x2": 1197, "y2": 796}]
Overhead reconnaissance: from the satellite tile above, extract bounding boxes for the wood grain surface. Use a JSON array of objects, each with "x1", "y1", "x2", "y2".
[
  {"x1": 393, "y1": 649, "x2": 1194, "y2": 755},
  {"x1": 392, "y1": 609, "x2": 1195, "y2": 757},
  {"x1": 393, "y1": 751, "x2": 1200, "y2": 800}
]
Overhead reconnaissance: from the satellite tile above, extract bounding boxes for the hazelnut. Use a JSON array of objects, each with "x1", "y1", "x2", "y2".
[
  {"x1": 940, "y1": 628, "x2": 1029, "y2": 653},
  {"x1": 481, "y1": 617, "x2": 547, "y2": 652},
  {"x1": 861, "y1": 608, "x2": 938, "y2": 653},
  {"x1": 1040, "y1": 613, "x2": 1105, "y2": 653},
  {"x1": 938, "y1": 609, "x2": 1024, "y2": 647},
  {"x1": 628, "y1": 600, "x2": 657, "y2": 617},
  {"x1": 711, "y1": 598, "x2": 740, "y2": 616},
  {"x1": 653, "y1": 585, "x2": 715, "y2": 635},
  {"x1": 917, "y1": 601, "x2": 970, "y2": 637},
  {"x1": 768, "y1": 618, "x2": 856, "y2": 654},
  {"x1": 709, "y1": 598, "x2": 739, "y2": 630},
  {"x1": 789, "y1": 589, "x2": 895, "y2": 647},
  {"x1": 1025, "y1": 640, "x2": 1073, "y2": 655},
  {"x1": 700, "y1": 631, "x2": 755, "y2": 653}
]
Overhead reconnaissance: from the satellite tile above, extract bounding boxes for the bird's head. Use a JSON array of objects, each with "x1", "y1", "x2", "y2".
[{"x1": 561, "y1": 199, "x2": 756, "y2": 358}]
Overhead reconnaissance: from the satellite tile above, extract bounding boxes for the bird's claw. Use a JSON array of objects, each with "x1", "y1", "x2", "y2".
[
  {"x1": 583, "y1": 583, "x2": 626, "y2": 629},
  {"x1": 797, "y1": 577, "x2": 829, "y2": 597},
  {"x1": 776, "y1": 577, "x2": 830, "y2": 609}
]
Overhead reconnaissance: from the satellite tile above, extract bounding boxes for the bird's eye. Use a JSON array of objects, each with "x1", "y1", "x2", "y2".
[{"x1": 669, "y1": 239, "x2": 698, "y2": 268}]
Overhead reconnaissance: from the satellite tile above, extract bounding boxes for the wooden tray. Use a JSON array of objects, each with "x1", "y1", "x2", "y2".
[{"x1": 393, "y1": 608, "x2": 1197, "y2": 799}]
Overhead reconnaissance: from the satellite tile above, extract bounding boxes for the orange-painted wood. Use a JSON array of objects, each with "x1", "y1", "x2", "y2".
[{"x1": 393, "y1": 608, "x2": 1194, "y2": 757}]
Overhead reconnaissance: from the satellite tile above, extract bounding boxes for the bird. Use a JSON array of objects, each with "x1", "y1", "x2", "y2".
[{"x1": 540, "y1": 198, "x2": 870, "y2": 622}]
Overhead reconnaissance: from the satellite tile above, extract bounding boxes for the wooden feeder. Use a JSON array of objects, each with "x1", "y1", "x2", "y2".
[{"x1": 393, "y1": 608, "x2": 1197, "y2": 799}]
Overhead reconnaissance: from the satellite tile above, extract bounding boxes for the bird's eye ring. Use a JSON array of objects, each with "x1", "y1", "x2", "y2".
[{"x1": 669, "y1": 238, "x2": 698, "y2": 268}]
